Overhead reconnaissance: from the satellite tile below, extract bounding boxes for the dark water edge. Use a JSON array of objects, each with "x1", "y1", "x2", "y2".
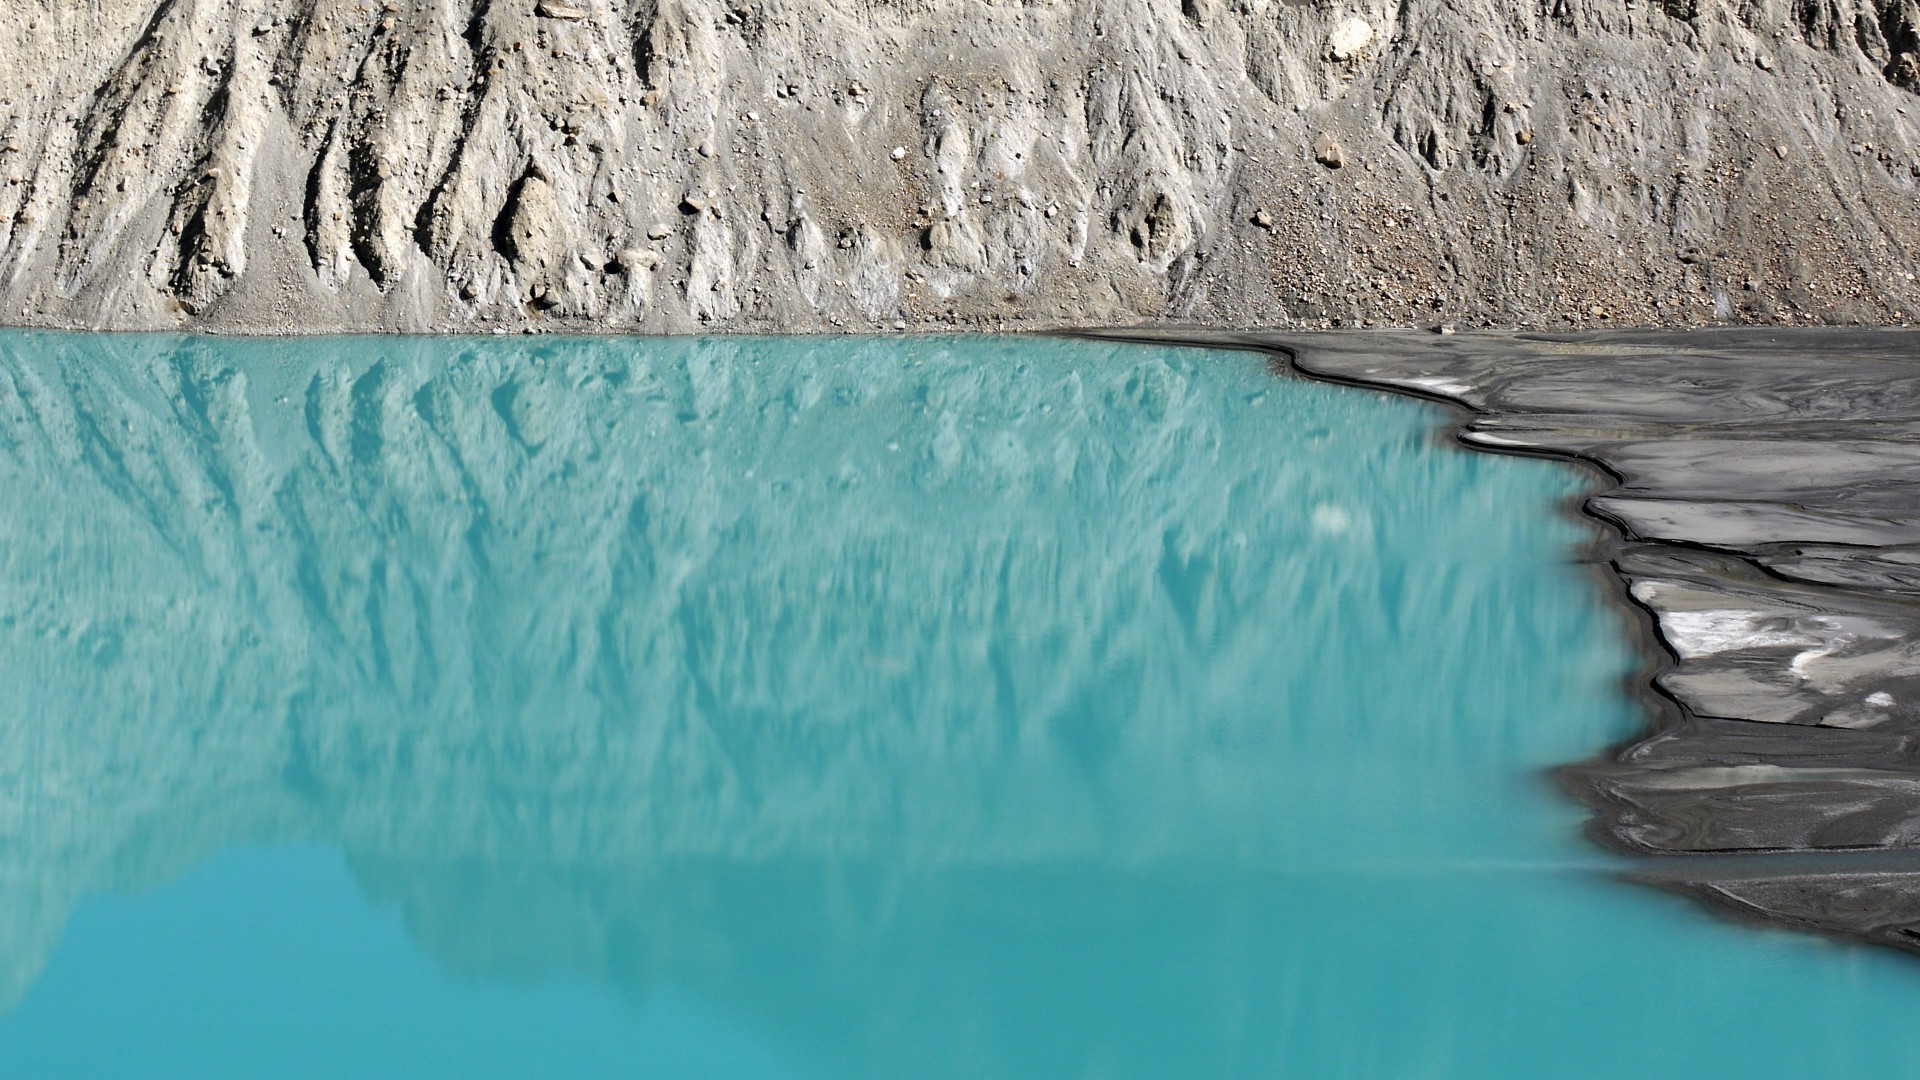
[{"x1": 1105, "y1": 326, "x2": 1920, "y2": 958}]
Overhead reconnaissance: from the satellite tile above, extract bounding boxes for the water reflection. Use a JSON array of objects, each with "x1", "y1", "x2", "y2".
[{"x1": 0, "y1": 332, "x2": 1639, "y2": 1075}]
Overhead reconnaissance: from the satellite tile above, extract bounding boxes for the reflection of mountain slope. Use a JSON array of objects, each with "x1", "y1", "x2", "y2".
[{"x1": 0, "y1": 332, "x2": 1621, "y2": 1048}]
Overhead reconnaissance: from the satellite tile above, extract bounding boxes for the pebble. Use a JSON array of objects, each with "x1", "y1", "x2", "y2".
[
  {"x1": 1327, "y1": 17, "x2": 1376, "y2": 61},
  {"x1": 1312, "y1": 134, "x2": 1345, "y2": 169},
  {"x1": 1251, "y1": 208, "x2": 1274, "y2": 229},
  {"x1": 891, "y1": 146, "x2": 907, "y2": 161},
  {"x1": 614, "y1": 248, "x2": 661, "y2": 272}
]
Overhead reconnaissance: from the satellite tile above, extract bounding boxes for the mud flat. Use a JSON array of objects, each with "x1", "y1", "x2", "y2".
[{"x1": 1123, "y1": 327, "x2": 1920, "y2": 955}]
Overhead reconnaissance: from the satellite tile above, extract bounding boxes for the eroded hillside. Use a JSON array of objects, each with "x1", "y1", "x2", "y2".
[{"x1": 1, "y1": 0, "x2": 1918, "y2": 331}]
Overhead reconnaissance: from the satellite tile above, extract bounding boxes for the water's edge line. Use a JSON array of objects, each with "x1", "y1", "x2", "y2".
[{"x1": 1064, "y1": 326, "x2": 1920, "y2": 960}]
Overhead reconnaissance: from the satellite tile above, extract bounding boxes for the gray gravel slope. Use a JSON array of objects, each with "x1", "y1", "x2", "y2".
[{"x1": 3, "y1": 0, "x2": 1920, "y2": 334}]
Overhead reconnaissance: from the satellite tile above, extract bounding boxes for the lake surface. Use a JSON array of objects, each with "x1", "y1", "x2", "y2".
[{"x1": 0, "y1": 332, "x2": 1914, "y2": 1078}]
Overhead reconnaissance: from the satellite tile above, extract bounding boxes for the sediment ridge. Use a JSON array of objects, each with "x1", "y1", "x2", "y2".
[
  {"x1": 1135, "y1": 326, "x2": 1920, "y2": 956},
  {"x1": 4, "y1": 0, "x2": 1920, "y2": 334}
]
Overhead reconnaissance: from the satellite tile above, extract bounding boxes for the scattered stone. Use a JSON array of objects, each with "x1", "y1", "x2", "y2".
[
  {"x1": 891, "y1": 146, "x2": 908, "y2": 161},
  {"x1": 535, "y1": 1, "x2": 588, "y2": 19},
  {"x1": 647, "y1": 223, "x2": 672, "y2": 240},
  {"x1": 613, "y1": 248, "x2": 661, "y2": 273},
  {"x1": 1251, "y1": 208, "x2": 1274, "y2": 229},
  {"x1": 1327, "y1": 17, "x2": 1375, "y2": 61},
  {"x1": 1312, "y1": 134, "x2": 1345, "y2": 169}
]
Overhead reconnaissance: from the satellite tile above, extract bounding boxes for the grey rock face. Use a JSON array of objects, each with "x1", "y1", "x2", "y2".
[
  {"x1": 1144, "y1": 326, "x2": 1920, "y2": 956},
  {"x1": 3, "y1": 0, "x2": 1920, "y2": 334}
]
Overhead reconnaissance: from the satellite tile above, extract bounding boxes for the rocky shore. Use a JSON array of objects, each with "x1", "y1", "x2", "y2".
[
  {"x1": 1128, "y1": 326, "x2": 1920, "y2": 955},
  {"x1": 3, "y1": 0, "x2": 1920, "y2": 334}
]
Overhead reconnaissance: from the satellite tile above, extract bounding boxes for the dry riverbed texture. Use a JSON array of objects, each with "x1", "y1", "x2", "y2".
[
  {"x1": 1132, "y1": 327, "x2": 1920, "y2": 956},
  {"x1": 3, "y1": 0, "x2": 1920, "y2": 334}
]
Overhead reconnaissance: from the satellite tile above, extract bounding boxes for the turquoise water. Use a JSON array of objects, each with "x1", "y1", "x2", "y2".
[{"x1": 0, "y1": 332, "x2": 1913, "y2": 1078}]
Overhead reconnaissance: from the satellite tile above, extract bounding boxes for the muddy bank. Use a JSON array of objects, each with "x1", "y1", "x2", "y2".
[
  {"x1": 3, "y1": 0, "x2": 1920, "y2": 334},
  {"x1": 1124, "y1": 326, "x2": 1920, "y2": 955}
]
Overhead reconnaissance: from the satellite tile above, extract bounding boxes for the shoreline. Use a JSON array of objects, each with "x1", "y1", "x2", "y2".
[
  {"x1": 1100, "y1": 326, "x2": 1920, "y2": 957},
  {"x1": 6, "y1": 321, "x2": 1918, "y2": 957}
]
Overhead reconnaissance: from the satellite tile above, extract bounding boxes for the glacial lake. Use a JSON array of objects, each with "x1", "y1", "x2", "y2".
[{"x1": 0, "y1": 332, "x2": 1915, "y2": 1078}]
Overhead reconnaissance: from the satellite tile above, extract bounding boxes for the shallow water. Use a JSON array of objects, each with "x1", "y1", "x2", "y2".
[{"x1": 0, "y1": 332, "x2": 1913, "y2": 1078}]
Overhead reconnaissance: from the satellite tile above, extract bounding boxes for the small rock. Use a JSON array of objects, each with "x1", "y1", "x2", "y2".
[
  {"x1": 679, "y1": 195, "x2": 707, "y2": 214},
  {"x1": 1312, "y1": 134, "x2": 1345, "y2": 169},
  {"x1": 535, "y1": 0, "x2": 588, "y2": 19},
  {"x1": 1756, "y1": 53, "x2": 1774, "y2": 71},
  {"x1": 647, "y1": 223, "x2": 672, "y2": 240},
  {"x1": 891, "y1": 146, "x2": 908, "y2": 161},
  {"x1": 1515, "y1": 129, "x2": 1532, "y2": 145},
  {"x1": 1327, "y1": 17, "x2": 1376, "y2": 61},
  {"x1": 613, "y1": 248, "x2": 661, "y2": 273},
  {"x1": 1251, "y1": 208, "x2": 1274, "y2": 229},
  {"x1": 1432, "y1": 323, "x2": 1456, "y2": 335}
]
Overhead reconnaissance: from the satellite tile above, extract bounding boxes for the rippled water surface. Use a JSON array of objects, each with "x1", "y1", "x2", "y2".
[{"x1": 0, "y1": 333, "x2": 1915, "y2": 1078}]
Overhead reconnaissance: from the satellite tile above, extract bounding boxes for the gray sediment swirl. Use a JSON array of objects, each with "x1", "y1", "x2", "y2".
[{"x1": 1123, "y1": 326, "x2": 1920, "y2": 955}]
